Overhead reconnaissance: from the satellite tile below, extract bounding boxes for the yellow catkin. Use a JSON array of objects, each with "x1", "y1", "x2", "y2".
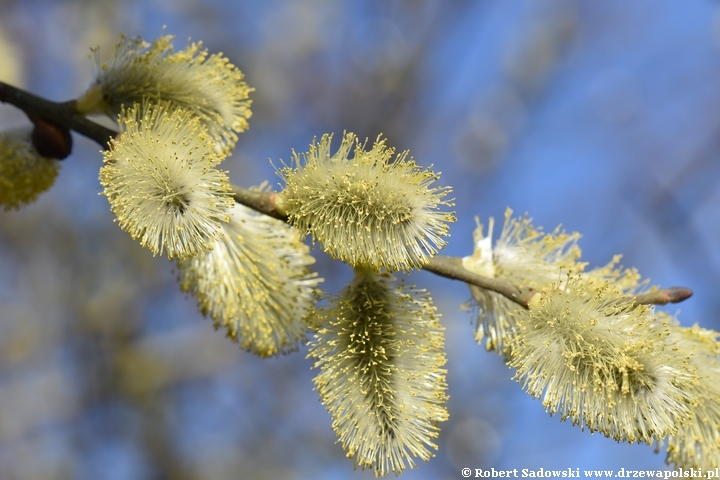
[
  {"x1": 508, "y1": 276, "x2": 697, "y2": 445},
  {"x1": 77, "y1": 33, "x2": 253, "y2": 154},
  {"x1": 100, "y1": 101, "x2": 233, "y2": 259},
  {"x1": 462, "y1": 209, "x2": 582, "y2": 355},
  {"x1": 665, "y1": 323, "x2": 720, "y2": 469},
  {"x1": 177, "y1": 201, "x2": 322, "y2": 357},
  {"x1": 278, "y1": 132, "x2": 455, "y2": 272},
  {"x1": 309, "y1": 269, "x2": 448, "y2": 476},
  {"x1": 0, "y1": 129, "x2": 59, "y2": 210}
]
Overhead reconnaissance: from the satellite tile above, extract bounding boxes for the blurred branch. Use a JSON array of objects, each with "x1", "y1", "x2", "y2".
[
  {"x1": 0, "y1": 81, "x2": 694, "y2": 310},
  {"x1": 0, "y1": 81, "x2": 116, "y2": 147}
]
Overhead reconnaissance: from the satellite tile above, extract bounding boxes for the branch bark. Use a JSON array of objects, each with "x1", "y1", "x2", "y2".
[
  {"x1": 0, "y1": 81, "x2": 116, "y2": 148},
  {"x1": 0, "y1": 81, "x2": 694, "y2": 310},
  {"x1": 423, "y1": 255, "x2": 537, "y2": 307}
]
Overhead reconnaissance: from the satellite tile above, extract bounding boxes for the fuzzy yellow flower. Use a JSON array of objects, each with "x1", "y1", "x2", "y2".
[
  {"x1": 100, "y1": 102, "x2": 233, "y2": 259},
  {"x1": 77, "y1": 33, "x2": 253, "y2": 153},
  {"x1": 586, "y1": 254, "x2": 648, "y2": 296},
  {"x1": 665, "y1": 323, "x2": 720, "y2": 469},
  {"x1": 309, "y1": 268, "x2": 448, "y2": 477},
  {"x1": 0, "y1": 128, "x2": 59, "y2": 210},
  {"x1": 177, "y1": 201, "x2": 322, "y2": 357},
  {"x1": 508, "y1": 276, "x2": 696, "y2": 444},
  {"x1": 278, "y1": 133, "x2": 455, "y2": 272},
  {"x1": 462, "y1": 209, "x2": 582, "y2": 354}
]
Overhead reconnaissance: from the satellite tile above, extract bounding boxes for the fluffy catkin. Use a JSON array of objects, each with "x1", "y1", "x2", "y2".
[
  {"x1": 508, "y1": 277, "x2": 696, "y2": 445},
  {"x1": 278, "y1": 132, "x2": 455, "y2": 272},
  {"x1": 665, "y1": 323, "x2": 720, "y2": 469},
  {"x1": 308, "y1": 268, "x2": 448, "y2": 476},
  {"x1": 77, "y1": 33, "x2": 252, "y2": 154},
  {"x1": 0, "y1": 128, "x2": 59, "y2": 210},
  {"x1": 100, "y1": 102, "x2": 233, "y2": 259},
  {"x1": 462, "y1": 209, "x2": 581, "y2": 355},
  {"x1": 177, "y1": 201, "x2": 322, "y2": 357}
]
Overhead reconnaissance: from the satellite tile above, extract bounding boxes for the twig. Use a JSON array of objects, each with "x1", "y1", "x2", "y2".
[
  {"x1": 633, "y1": 287, "x2": 693, "y2": 306},
  {"x1": 0, "y1": 81, "x2": 116, "y2": 148},
  {"x1": 423, "y1": 255, "x2": 537, "y2": 307},
  {"x1": 0, "y1": 81, "x2": 694, "y2": 309}
]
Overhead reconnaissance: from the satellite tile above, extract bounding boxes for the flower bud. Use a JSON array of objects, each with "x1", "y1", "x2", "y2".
[{"x1": 31, "y1": 119, "x2": 72, "y2": 160}]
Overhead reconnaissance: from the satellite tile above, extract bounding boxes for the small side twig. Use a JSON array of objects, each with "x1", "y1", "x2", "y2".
[{"x1": 633, "y1": 287, "x2": 693, "y2": 306}]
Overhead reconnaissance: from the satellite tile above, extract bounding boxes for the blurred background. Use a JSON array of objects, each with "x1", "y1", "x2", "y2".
[{"x1": 1, "y1": 0, "x2": 720, "y2": 478}]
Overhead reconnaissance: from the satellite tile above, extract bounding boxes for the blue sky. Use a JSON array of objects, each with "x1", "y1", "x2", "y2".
[{"x1": 1, "y1": 1, "x2": 719, "y2": 478}]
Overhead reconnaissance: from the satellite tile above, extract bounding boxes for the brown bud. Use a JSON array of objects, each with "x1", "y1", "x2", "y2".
[{"x1": 31, "y1": 119, "x2": 72, "y2": 159}]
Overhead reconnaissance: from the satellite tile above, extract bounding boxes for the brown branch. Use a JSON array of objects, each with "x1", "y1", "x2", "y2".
[
  {"x1": 423, "y1": 255, "x2": 537, "y2": 308},
  {"x1": 0, "y1": 81, "x2": 115, "y2": 149},
  {"x1": 228, "y1": 187, "x2": 536, "y2": 306},
  {"x1": 0, "y1": 81, "x2": 695, "y2": 309}
]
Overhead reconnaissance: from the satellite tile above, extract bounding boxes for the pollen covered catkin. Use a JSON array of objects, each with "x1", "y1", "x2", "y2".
[
  {"x1": 100, "y1": 101, "x2": 233, "y2": 259},
  {"x1": 177, "y1": 201, "x2": 322, "y2": 357},
  {"x1": 0, "y1": 128, "x2": 59, "y2": 210},
  {"x1": 462, "y1": 209, "x2": 581, "y2": 355},
  {"x1": 308, "y1": 268, "x2": 448, "y2": 476},
  {"x1": 278, "y1": 132, "x2": 455, "y2": 272},
  {"x1": 665, "y1": 324, "x2": 720, "y2": 469},
  {"x1": 508, "y1": 277, "x2": 696, "y2": 444},
  {"x1": 77, "y1": 33, "x2": 252, "y2": 154}
]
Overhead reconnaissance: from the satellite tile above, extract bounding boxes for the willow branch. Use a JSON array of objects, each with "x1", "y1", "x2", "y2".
[
  {"x1": 231, "y1": 183, "x2": 694, "y2": 309},
  {"x1": 227, "y1": 185, "x2": 537, "y2": 305},
  {"x1": 423, "y1": 255, "x2": 538, "y2": 307},
  {"x1": 0, "y1": 81, "x2": 116, "y2": 148},
  {"x1": 0, "y1": 81, "x2": 694, "y2": 309}
]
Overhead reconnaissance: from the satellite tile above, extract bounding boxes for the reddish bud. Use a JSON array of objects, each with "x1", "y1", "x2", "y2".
[{"x1": 31, "y1": 119, "x2": 72, "y2": 159}]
